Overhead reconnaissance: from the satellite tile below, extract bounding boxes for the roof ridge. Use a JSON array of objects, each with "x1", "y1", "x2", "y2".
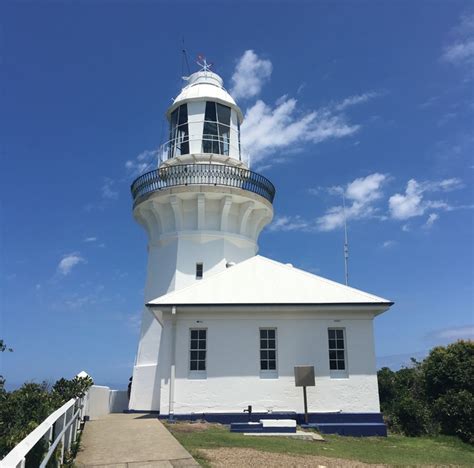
[{"x1": 260, "y1": 256, "x2": 387, "y2": 302}]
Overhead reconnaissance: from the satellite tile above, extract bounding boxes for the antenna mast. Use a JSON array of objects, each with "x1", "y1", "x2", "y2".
[
  {"x1": 342, "y1": 193, "x2": 349, "y2": 286},
  {"x1": 181, "y1": 38, "x2": 191, "y2": 75}
]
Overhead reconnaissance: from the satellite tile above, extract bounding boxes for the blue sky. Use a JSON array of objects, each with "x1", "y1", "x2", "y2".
[{"x1": 1, "y1": 1, "x2": 473, "y2": 389}]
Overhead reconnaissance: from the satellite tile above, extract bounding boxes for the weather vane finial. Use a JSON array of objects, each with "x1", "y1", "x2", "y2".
[{"x1": 197, "y1": 54, "x2": 213, "y2": 72}]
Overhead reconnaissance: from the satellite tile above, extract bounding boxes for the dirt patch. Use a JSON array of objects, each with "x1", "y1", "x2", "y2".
[
  {"x1": 167, "y1": 421, "x2": 221, "y2": 433},
  {"x1": 198, "y1": 447, "x2": 385, "y2": 467}
]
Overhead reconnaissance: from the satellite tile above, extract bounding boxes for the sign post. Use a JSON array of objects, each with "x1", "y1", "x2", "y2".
[{"x1": 294, "y1": 366, "x2": 315, "y2": 425}]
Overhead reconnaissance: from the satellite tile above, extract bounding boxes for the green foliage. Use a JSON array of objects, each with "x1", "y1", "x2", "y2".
[
  {"x1": 52, "y1": 376, "x2": 94, "y2": 401},
  {"x1": 378, "y1": 340, "x2": 474, "y2": 443},
  {"x1": 0, "y1": 377, "x2": 93, "y2": 459}
]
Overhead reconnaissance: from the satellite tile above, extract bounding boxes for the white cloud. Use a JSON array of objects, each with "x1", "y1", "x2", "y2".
[
  {"x1": 428, "y1": 325, "x2": 474, "y2": 342},
  {"x1": 268, "y1": 215, "x2": 310, "y2": 232},
  {"x1": 316, "y1": 173, "x2": 388, "y2": 231},
  {"x1": 230, "y1": 50, "x2": 272, "y2": 100},
  {"x1": 101, "y1": 178, "x2": 118, "y2": 200},
  {"x1": 125, "y1": 149, "x2": 160, "y2": 177},
  {"x1": 334, "y1": 92, "x2": 380, "y2": 111},
  {"x1": 229, "y1": 51, "x2": 380, "y2": 168},
  {"x1": 84, "y1": 237, "x2": 97, "y2": 242},
  {"x1": 382, "y1": 240, "x2": 397, "y2": 248},
  {"x1": 424, "y1": 213, "x2": 439, "y2": 228},
  {"x1": 388, "y1": 178, "x2": 461, "y2": 221},
  {"x1": 442, "y1": 13, "x2": 474, "y2": 67},
  {"x1": 57, "y1": 253, "x2": 86, "y2": 276},
  {"x1": 242, "y1": 98, "x2": 360, "y2": 167}
]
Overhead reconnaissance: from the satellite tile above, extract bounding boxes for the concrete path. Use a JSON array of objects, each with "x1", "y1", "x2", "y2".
[{"x1": 75, "y1": 413, "x2": 199, "y2": 467}]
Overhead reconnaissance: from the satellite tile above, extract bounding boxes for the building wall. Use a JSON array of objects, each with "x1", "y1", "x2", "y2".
[{"x1": 157, "y1": 309, "x2": 381, "y2": 415}]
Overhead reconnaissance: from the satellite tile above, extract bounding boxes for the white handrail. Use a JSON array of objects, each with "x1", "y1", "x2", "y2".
[{"x1": 1, "y1": 396, "x2": 85, "y2": 468}]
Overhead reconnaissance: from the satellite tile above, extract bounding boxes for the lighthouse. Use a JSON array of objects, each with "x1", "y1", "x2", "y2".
[
  {"x1": 128, "y1": 59, "x2": 392, "y2": 437},
  {"x1": 129, "y1": 61, "x2": 275, "y2": 411}
]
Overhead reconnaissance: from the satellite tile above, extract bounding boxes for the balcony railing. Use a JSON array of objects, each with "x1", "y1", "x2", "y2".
[
  {"x1": 157, "y1": 134, "x2": 250, "y2": 165},
  {"x1": 131, "y1": 164, "x2": 275, "y2": 206}
]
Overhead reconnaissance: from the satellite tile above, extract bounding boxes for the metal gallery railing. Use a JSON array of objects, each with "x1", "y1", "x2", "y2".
[
  {"x1": 157, "y1": 135, "x2": 250, "y2": 165},
  {"x1": 1, "y1": 396, "x2": 86, "y2": 468},
  {"x1": 130, "y1": 164, "x2": 275, "y2": 206}
]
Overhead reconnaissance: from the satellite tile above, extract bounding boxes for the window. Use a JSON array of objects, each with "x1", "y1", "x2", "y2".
[
  {"x1": 169, "y1": 104, "x2": 189, "y2": 157},
  {"x1": 196, "y1": 262, "x2": 203, "y2": 279},
  {"x1": 260, "y1": 328, "x2": 277, "y2": 371},
  {"x1": 328, "y1": 328, "x2": 346, "y2": 372},
  {"x1": 202, "y1": 101, "x2": 231, "y2": 155},
  {"x1": 190, "y1": 329, "x2": 206, "y2": 371}
]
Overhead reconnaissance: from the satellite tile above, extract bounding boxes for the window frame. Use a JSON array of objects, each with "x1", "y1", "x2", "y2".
[
  {"x1": 259, "y1": 327, "x2": 278, "y2": 379},
  {"x1": 328, "y1": 327, "x2": 348, "y2": 378},
  {"x1": 195, "y1": 262, "x2": 203, "y2": 280},
  {"x1": 189, "y1": 328, "x2": 207, "y2": 378},
  {"x1": 202, "y1": 101, "x2": 232, "y2": 156}
]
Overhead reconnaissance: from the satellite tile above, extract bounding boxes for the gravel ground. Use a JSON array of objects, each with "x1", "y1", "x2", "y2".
[{"x1": 198, "y1": 447, "x2": 386, "y2": 467}]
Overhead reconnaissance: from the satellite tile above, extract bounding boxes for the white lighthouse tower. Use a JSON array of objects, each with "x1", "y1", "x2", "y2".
[{"x1": 129, "y1": 61, "x2": 275, "y2": 411}]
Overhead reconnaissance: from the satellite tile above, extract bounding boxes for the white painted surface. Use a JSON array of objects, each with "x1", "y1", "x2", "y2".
[
  {"x1": 86, "y1": 385, "x2": 110, "y2": 420},
  {"x1": 109, "y1": 390, "x2": 129, "y2": 413},
  {"x1": 261, "y1": 419, "x2": 297, "y2": 428},
  {"x1": 156, "y1": 309, "x2": 381, "y2": 415},
  {"x1": 148, "y1": 255, "x2": 392, "y2": 307}
]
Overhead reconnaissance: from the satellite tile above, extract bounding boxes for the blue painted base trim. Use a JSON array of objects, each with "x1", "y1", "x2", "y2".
[
  {"x1": 230, "y1": 422, "x2": 296, "y2": 434},
  {"x1": 158, "y1": 412, "x2": 387, "y2": 437}
]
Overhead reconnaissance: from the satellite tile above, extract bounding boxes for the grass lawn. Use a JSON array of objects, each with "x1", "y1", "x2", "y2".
[{"x1": 166, "y1": 422, "x2": 474, "y2": 466}]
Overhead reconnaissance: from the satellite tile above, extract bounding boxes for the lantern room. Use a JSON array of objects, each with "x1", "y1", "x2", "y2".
[{"x1": 161, "y1": 67, "x2": 245, "y2": 166}]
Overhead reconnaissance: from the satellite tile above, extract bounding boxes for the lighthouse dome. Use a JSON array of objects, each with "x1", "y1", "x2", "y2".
[{"x1": 168, "y1": 70, "x2": 243, "y2": 122}]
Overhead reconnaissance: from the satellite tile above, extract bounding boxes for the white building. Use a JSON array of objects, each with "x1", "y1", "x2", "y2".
[{"x1": 128, "y1": 62, "x2": 393, "y2": 435}]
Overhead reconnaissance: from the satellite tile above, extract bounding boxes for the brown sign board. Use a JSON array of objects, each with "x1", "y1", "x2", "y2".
[{"x1": 294, "y1": 366, "x2": 315, "y2": 387}]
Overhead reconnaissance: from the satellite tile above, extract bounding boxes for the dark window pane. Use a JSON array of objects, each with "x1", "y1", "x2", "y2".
[
  {"x1": 336, "y1": 330, "x2": 343, "y2": 339},
  {"x1": 198, "y1": 330, "x2": 206, "y2": 339},
  {"x1": 190, "y1": 361, "x2": 197, "y2": 371},
  {"x1": 216, "y1": 103, "x2": 231, "y2": 125},
  {"x1": 260, "y1": 351, "x2": 268, "y2": 360},
  {"x1": 329, "y1": 360, "x2": 337, "y2": 370},
  {"x1": 203, "y1": 121, "x2": 218, "y2": 136},
  {"x1": 338, "y1": 361, "x2": 345, "y2": 370},
  {"x1": 337, "y1": 340, "x2": 344, "y2": 349},
  {"x1": 329, "y1": 339, "x2": 336, "y2": 349},
  {"x1": 191, "y1": 351, "x2": 197, "y2": 360},
  {"x1": 171, "y1": 108, "x2": 179, "y2": 128},
  {"x1": 267, "y1": 330, "x2": 275, "y2": 339},
  {"x1": 191, "y1": 330, "x2": 198, "y2": 339},
  {"x1": 198, "y1": 361, "x2": 206, "y2": 371},
  {"x1": 260, "y1": 329, "x2": 268, "y2": 339},
  {"x1": 198, "y1": 351, "x2": 206, "y2": 360},
  {"x1": 196, "y1": 263, "x2": 203, "y2": 279},
  {"x1": 198, "y1": 340, "x2": 206, "y2": 350},
  {"x1": 180, "y1": 141, "x2": 189, "y2": 155},
  {"x1": 328, "y1": 329, "x2": 336, "y2": 339},
  {"x1": 205, "y1": 101, "x2": 217, "y2": 121},
  {"x1": 261, "y1": 361, "x2": 268, "y2": 370},
  {"x1": 178, "y1": 104, "x2": 188, "y2": 125},
  {"x1": 260, "y1": 339, "x2": 267, "y2": 349},
  {"x1": 337, "y1": 350, "x2": 345, "y2": 360},
  {"x1": 329, "y1": 350, "x2": 337, "y2": 359},
  {"x1": 268, "y1": 361, "x2": 276, "y2": 370},
  {"x1": 191, "y1": 339, "x2": 198, "y2": 349},
  {"x1": 269, "y1": 350, "x2": 275, "y2": 360},
  {"x1": 268, "y1": 339, "x2": 275, "y2": 349}
]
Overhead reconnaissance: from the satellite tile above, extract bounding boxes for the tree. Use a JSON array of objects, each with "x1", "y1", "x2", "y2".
[{"x1": 378, "y1": 340, "x2": 474, "y2": 442}]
